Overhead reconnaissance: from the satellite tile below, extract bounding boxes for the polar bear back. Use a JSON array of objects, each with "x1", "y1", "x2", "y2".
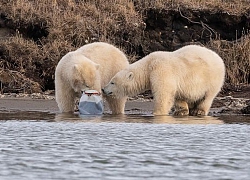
[
  {"x1": 147, "y1": 45, "x2": 225, "y2": 101},
  {"x1": 77, "y1": 42, "x2": 129, "y2": 87}
]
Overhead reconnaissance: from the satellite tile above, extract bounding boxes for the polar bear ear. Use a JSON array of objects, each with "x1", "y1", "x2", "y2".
[
  {"x1": 73, "y1": 64, "x2": 79, "y2": 72},
  {"x1": 95, "y1": 64, "x2": 100, "y2": 70},
  {"x1": 127, "y1": 72, "x2": 134, "y2": 80}
]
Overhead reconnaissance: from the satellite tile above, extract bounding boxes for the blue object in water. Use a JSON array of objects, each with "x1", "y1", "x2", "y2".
[{"x1": 78, "y1": 90, "x2": 104, "y2": 115}]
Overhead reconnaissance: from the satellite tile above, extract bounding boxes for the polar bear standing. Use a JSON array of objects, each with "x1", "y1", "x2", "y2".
[
  {"x1": 55, "y1": 42, "x2": 129, "y2": 114},
  {"x1": 102, "y1": 45, "x2": 225, "y2": 116}
]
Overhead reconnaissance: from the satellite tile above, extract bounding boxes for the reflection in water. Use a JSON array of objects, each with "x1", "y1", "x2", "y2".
[
  {"x1": 52, "y1": 112, "x2": 250, "y2": 125},
  {"x1": 53, "y1": 113, "x2": 224, "y2": 124},
  {"x1": 0, "y1": 111, "x2": 55, "y2": 121},
  {"x1": 219, "y1": 115, "x2": 250, "y2": 124},
  {"x1": 1, "y1": 111, "x2": 250, "y2": 124}
]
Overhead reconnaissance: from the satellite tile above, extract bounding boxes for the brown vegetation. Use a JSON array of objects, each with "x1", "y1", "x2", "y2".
[{"x1": 0, "y1": 0, "x2": 249, "y2": 93}]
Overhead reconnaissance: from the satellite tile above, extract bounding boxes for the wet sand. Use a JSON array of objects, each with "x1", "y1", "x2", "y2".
[
  {"x1": 0, "y1": 98, "x2": 59, "y2": 113},
  {"x1": 1, "y1": 97, "x2": 250, "y2": 125},
  {"x1": 0, "y1": 94, "x2": 249, "y2": 115},
  {"x1": 0, "y1": 98, "x2": 154, "y2": 114}
]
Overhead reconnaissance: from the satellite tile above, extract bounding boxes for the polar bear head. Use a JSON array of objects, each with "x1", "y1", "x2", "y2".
[
  {"x1": 102, "y1": 69, "x2": 136, "y2": 98},
  {"x1": 71, "y1": 62, "x2": 100, "y2": 93}
]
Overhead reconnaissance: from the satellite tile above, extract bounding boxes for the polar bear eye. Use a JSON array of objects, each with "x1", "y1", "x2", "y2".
[{"x1": 110, "y1": 82, "x2": 114, "y2": 85}]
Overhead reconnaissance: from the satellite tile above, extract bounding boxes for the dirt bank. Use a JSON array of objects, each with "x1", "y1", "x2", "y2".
[{"x1": 0, "y1": 1, "x2": 249, "y2": 93}]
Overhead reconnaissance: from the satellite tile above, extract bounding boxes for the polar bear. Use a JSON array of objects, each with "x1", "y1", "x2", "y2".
[
  {"x1": 55, "y1": 42, "x2": 129, "y2": 114},
  {"x1": 102, "y1": 45, "x2": 225, "y2": 116}
]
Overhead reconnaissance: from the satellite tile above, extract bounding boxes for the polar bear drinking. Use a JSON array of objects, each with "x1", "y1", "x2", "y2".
[
  {"x1": 102, "y1": 45, "x2": 225, "y2": 116},
  {"x1": 55, "y1": 42, "x2": 129, "y2": 114}
]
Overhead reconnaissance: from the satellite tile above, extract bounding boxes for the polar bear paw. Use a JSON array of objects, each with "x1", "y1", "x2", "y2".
[
  {"x1": 190, "y1": 109, "x2": 206, "y2": 116},
  {"x1": 173, "y1": 109, "x2": 189, "y2": 116}
]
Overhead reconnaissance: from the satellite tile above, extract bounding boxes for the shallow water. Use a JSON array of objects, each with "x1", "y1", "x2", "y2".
[{"x1": 0, "y1": 111, "x2": 250, "y2": 180}]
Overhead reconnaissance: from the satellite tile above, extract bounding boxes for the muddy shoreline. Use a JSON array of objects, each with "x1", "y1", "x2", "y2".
[
  {"x1": 0, "y1": 96, "x2": 154, "y2": 114},
  {"x1": 1, "y1": 1, "x2": 250, "y2": 92},
  {"x1": 0, "y1": 93, "x2": 249, "y2": 115}
]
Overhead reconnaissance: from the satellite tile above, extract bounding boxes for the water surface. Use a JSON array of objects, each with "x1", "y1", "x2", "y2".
[{"x1": 0, "y1": 111, "x2": 250, "y2": 180}]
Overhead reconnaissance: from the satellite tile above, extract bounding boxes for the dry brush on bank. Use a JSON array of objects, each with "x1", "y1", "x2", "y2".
[{"x1": 0, "y1": 0, "x2": 249, "y2": 93}]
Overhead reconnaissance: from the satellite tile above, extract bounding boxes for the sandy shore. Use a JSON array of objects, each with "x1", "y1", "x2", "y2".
[
  {"x1": 0, "y1": 97, "x2": 154, "y2": 114},
  {"x1": 0, "y1": 98, "x2": 59, "y2": 113},
  {"x1": 0, "y1": 93, "x2": 249, "y2": 115}
]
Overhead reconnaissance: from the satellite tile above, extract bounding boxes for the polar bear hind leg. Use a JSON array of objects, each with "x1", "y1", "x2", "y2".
[{"x1": 189, "y1": 92, "x2": 216, "y2": 116}]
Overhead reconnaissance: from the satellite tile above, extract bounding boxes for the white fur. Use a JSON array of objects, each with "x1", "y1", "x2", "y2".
[
  {"x1": 55, "y1": 42, "x2": 129, "y2": 114},
  {"x1": 103, "y1": 45, "x2": 225, "y2": 116}
]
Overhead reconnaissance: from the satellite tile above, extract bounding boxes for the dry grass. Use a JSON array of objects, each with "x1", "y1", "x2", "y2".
[
  {"x1": 0, "y1": 0, "x2": 249, "y2": 93},
  {"x1": 134, "y1": 0, "x2": 250, "y2": 14},
  {"x1": 0, "y1": 68, "x2": 41, "y2": 93},
  {"x1": 2, "y1": 0, "x2": 143, "y2": 44},
  {"x1": 0, "y1": 0, "x2": 144, "y2": 92},
  {"x1": 208, "y1": 34, "x2": 250, "y2": 85}
]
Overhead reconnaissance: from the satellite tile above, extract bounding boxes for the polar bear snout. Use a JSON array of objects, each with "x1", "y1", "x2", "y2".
[{"x1": 102, "y1": 88, "x2": 113, "y2": 95}]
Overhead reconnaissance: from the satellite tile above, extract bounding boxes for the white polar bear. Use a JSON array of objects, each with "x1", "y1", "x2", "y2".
[
  {"x1": 102, "y1": 45, "x2": 225, "y2": 116},
  {"x1": 55, "y1": 42, "x2": 129, "y2": 114}
]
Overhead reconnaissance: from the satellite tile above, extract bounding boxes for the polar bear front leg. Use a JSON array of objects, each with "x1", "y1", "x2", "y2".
[
  {"x1": 150, "y1": 72, "x2": 176, "y2": 115},
  {"x1": 152, "y1": 90, "x2": 175, "y2": 115},
  {"x1": 174, "y1": 100, "x2": 189, "y2": 116},
  {"x1": 56, "y1": 88, "x2": 76, "y2": 113},
  {"x1": 105, "y1": 96, "x2": 127, "y2": 114}
]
